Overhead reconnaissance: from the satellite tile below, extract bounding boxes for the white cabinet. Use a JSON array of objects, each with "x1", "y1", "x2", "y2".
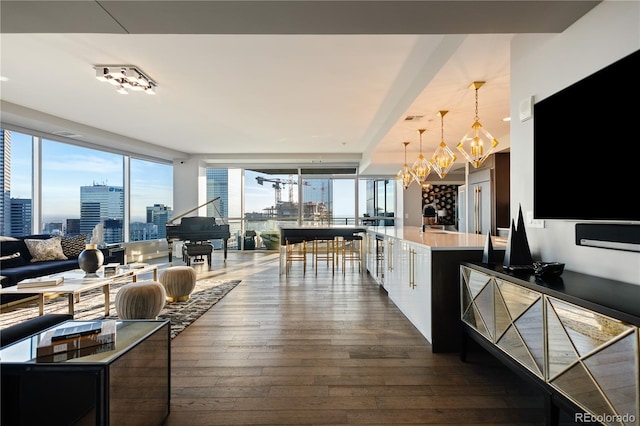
[
  {"x1": 365, "y1": 229, "x2": 493, "y2": 353},
  {"x1": 385, "y1": 240, "x2": 432, "y2": 343},
  {"x1": 365, "y1": 233, "x2": 377, "y2": 283},
  {"x1": 404, "y1": 242, "x2": 432, "y2": 342},
  {"x1": 383, "y1": 237, "x2": 399, "y2": 298}
]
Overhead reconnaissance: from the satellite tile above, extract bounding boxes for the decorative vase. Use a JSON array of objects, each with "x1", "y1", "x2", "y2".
[{"x1": 78, "y1": 244, "x2": 104, "y2": 276}]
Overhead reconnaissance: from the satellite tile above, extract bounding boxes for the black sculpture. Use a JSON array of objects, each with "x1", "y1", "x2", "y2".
[{"x1": 503, "y1": 205, "x2": 534, "y2": 270}]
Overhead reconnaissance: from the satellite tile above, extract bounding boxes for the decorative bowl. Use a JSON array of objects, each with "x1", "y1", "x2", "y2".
[{"x1": 533, "y1": 261, "x2": 565, "y2": 279}]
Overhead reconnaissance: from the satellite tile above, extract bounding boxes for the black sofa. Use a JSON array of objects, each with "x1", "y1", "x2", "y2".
[
  {"x1": 0, "y1": 234, "x2": 119, "y2": 306},
  {"x1": 0, "y1": 313, "x2": 73, "y2": 348}
]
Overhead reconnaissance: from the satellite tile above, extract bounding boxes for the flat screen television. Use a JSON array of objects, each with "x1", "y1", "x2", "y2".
[{"x1": 533, "y1": 49, "x2": 640, "y2": 222}]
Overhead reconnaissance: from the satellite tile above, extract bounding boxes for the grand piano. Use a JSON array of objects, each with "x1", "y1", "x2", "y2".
[{"x1": 166, "y1": 197, "x2": 231, "y2": 263}]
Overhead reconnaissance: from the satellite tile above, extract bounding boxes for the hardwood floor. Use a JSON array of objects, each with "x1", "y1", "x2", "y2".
[{"x1": 162, "y1": 251, "x2": 578, "y2": 425}]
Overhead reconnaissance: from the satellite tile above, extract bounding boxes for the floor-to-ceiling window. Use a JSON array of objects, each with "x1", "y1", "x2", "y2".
[
  {"x1": 242, "y1": 169, "x2": 299, "y2": 249},
  {"x1": 130, "y1": 159, "x2": 173, "y2": 242},
  {"x1": 300, "y1": 177, "x2": 356, "y2": 226},
  {"x1": 358, "y1": 177, "x2": 395, "y2": 225},
  {"x1": 1, "y1": 127, "x2": 173, "y2": 245},
  {"x1": 41, "y1": 139, "x2": 124, "y2": 243},
  {"x1": 205, "y1": 167, "x2": 367, "y2": 250},
  {"x1": 1, "y1": 129, "x2": 33, "y2": 237},
  {"x1": 205, "y1": 167, "x2": 243, "y2": 249}
]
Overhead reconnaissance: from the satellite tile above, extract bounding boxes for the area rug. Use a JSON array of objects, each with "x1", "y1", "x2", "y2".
[{"x1": 0, "y1": 278, "x2": 241, "y2": 339}]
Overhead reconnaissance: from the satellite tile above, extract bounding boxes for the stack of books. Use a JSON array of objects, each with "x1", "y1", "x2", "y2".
[
  {"x1": 17, "y1": 276, "x2": 64, "y2": 289},
  {"x1": 36, "y1": 320, "x2": 117, "y2": 362}
]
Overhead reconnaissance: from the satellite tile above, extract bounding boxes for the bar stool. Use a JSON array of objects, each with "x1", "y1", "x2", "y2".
[
  {"x1": 313, "y1": 236, "x2": 336, "y2": 275},
  {"x1": 336, "y1": 234, "x2": 363, "y2": 274},
  {"x1": 285, "y1": 237, "x2": 308, "y2": 275}
]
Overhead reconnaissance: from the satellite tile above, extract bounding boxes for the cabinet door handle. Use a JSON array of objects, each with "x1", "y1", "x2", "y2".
[
  {"x1": 388, "y1": 240, "x2": 393, "y2": 271},
  {"x1": 409, "y1": 249, "x2": 416, "y2": 289},
  {"x1": 474, "y1": 186, "x2": 481, "y2": 234}
]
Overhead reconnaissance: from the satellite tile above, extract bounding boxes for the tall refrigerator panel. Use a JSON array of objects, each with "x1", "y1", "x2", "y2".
[
  {"x1": 457, "y1": 185, "x2": 467, "y2": 233},
  {"x1": 466, "y1": 168, "x2": 493, "y2": 235},
  {"x1": 459, "y1": 153, "x2": 510, "y2": 236}
]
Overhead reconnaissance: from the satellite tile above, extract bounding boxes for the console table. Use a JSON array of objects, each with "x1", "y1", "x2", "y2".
[
  {"x1": 460, "y1": 262, "x2": 639, "y2": 426},
  {"x1": 0, "y1": 319, "x2": 170, "y2": 426}
]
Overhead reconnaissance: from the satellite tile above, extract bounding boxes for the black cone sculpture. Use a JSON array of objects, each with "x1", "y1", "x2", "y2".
[
  {"x1": 503, "y1": 205, "x2": 533, "y2": 269},
  {"x1": 482, "y1": 232, "x2": 496, "y2": 265}
]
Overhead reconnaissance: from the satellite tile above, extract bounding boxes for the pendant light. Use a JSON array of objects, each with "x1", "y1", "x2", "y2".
[
  {"x1": 397, "y1": 142, "x2": 413, "y2": 190},
  {"x1": 410, "y1": 128, "x2": 431, "y2": 184},
  {"x1": 457, "y1": 81, "x2": 499, "y2": 168},
  {"x1": 430, "y1": 110, "x2": 457, "y2": 178}
]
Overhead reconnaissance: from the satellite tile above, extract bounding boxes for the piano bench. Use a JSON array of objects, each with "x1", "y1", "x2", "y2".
[{"x1": 182, "y1": 243, "x2": 213, "y2": 266}]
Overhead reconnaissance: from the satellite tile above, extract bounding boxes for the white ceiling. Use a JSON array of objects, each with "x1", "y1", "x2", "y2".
[{"x1": 0, "y1": 1, "x2": 600, "y2": 176}]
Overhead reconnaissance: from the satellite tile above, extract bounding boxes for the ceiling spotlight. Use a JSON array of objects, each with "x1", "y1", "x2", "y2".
[{"x1": 94, "y1": 65, "x2": 157, "y2": 95}]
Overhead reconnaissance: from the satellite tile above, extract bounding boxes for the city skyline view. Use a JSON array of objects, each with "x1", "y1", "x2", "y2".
[
  {"x1": 4, "y1": 130, "x2": 365, "y2": 240},
  {"x1": 10, "y1": 131, "x2": 173, "y2": 223}
]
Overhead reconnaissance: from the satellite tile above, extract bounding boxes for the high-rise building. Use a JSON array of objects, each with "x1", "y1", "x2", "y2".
[
  {"x1": 130, "y1": 221, "x2": 157, "y2": 241},
  {"x1": 206, "y1": 168, "x2": 228, "y2": 219},
  {"x1": 104, "y1": 218, "x2": 123, "y2": 244},
  {"x1": 9, "y1": 198, "x2": 31, "y2": 237},
  {"x1": 66, "y1": 218, "x2": 81, "y2": 235},
  {"x1": 80, "y1": 184, "x2": 124, "y2": 244},
  {"x1": 1, "y1": 129, "x2": 11, "y2": 235},
  {"x1": 146, "y1": 203, "x2": 172, "y2": 239},
  {"x1": 43, "y1": 222, "x2": 63, "y2": 235}
]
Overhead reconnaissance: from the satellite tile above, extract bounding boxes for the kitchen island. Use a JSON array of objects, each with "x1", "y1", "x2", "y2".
[{"x1": 365, "y1": 226, "x2": 506, "y2": 353}]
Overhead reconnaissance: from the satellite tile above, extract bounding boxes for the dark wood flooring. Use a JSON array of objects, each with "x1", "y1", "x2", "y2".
[{"x1": 161, "y1": 251, "x2": 582, "y2": 425}]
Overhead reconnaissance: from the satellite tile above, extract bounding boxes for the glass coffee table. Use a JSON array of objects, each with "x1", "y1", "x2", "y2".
[{"x1": 0, "y1": 264, "x2": 159, "y2": 317}]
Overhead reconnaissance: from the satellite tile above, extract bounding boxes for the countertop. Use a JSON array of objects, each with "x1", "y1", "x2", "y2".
[{"x1": 366, "y1": 226, "x2": 507, "y2": 251}]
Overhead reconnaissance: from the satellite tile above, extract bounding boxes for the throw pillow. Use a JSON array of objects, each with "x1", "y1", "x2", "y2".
[
  {"x1": 61, "y1": 234, "x2": 88, "y2": 258},
  {"x1": 24, "y1": 237, "x2": 68, "y2": 262}
]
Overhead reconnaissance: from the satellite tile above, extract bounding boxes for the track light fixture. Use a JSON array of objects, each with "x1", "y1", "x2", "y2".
[{"x1": 95, "y1": 65, "x2": 157, "y2": 95}]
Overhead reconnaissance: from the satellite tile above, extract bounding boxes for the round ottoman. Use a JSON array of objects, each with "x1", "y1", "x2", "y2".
[
  {"x1": 115, "y1": 281, "x2": 166, "y2": 319},
  {"x1": 159, "y1": 266, "x2": 197, "y2": 303}
]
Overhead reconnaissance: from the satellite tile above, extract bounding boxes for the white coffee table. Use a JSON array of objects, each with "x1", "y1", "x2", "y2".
[{"x1": 0, "y1": 264, "x2": 159, "y2": 317}]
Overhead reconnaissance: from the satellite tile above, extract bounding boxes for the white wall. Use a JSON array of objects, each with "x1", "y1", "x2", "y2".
[
  {"x1": 510, "y1": 1, "x2": 640, "y2": 285},
  {"x1": 172, "y1": 157, "x2": 208, "y2": 220}
]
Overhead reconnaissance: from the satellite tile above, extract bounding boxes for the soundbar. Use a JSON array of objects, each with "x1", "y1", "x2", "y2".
[{"x1": 575, "y1": 223, "x2": 640, "y2": 253}]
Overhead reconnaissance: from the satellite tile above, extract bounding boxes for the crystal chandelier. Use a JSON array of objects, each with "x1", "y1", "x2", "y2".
[
  {"x1": 410, "y1": 129, "x2": 431, "y2": 185},
  {"x1": 430, "y1": 110, "x2": 457, "y2": 178},
  {"x1": 396, "y1": 142, "x2": 413, "y2": 190},
  {"x1": 95, "y1": 65, "x2": 157, "y2": 95},
  {"x1": 457, "y1": 81, "x2": 499, "y2": 168}
]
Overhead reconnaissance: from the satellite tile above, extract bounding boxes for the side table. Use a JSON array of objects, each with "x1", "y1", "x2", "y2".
[{"x1": 0, "y1": 319, "x2": 170, "y2": 425}]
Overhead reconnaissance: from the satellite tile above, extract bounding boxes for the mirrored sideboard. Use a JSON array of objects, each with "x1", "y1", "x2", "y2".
[{"x1": 460, "y1": 263, "x2": 639, "y2": 426}]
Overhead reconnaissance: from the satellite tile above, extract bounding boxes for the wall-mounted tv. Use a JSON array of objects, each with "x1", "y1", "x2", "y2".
[{"x1": 533, "y1": 49, "x2": 640, "y2": 222}]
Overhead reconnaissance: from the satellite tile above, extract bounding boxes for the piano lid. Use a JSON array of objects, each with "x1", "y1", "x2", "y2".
[
  {"x1": 166, "y1": 197, "x2": 226, "y2": 225},
  {"x1": 175, "y1": 216, "x2": 216, "y2": 229}
]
